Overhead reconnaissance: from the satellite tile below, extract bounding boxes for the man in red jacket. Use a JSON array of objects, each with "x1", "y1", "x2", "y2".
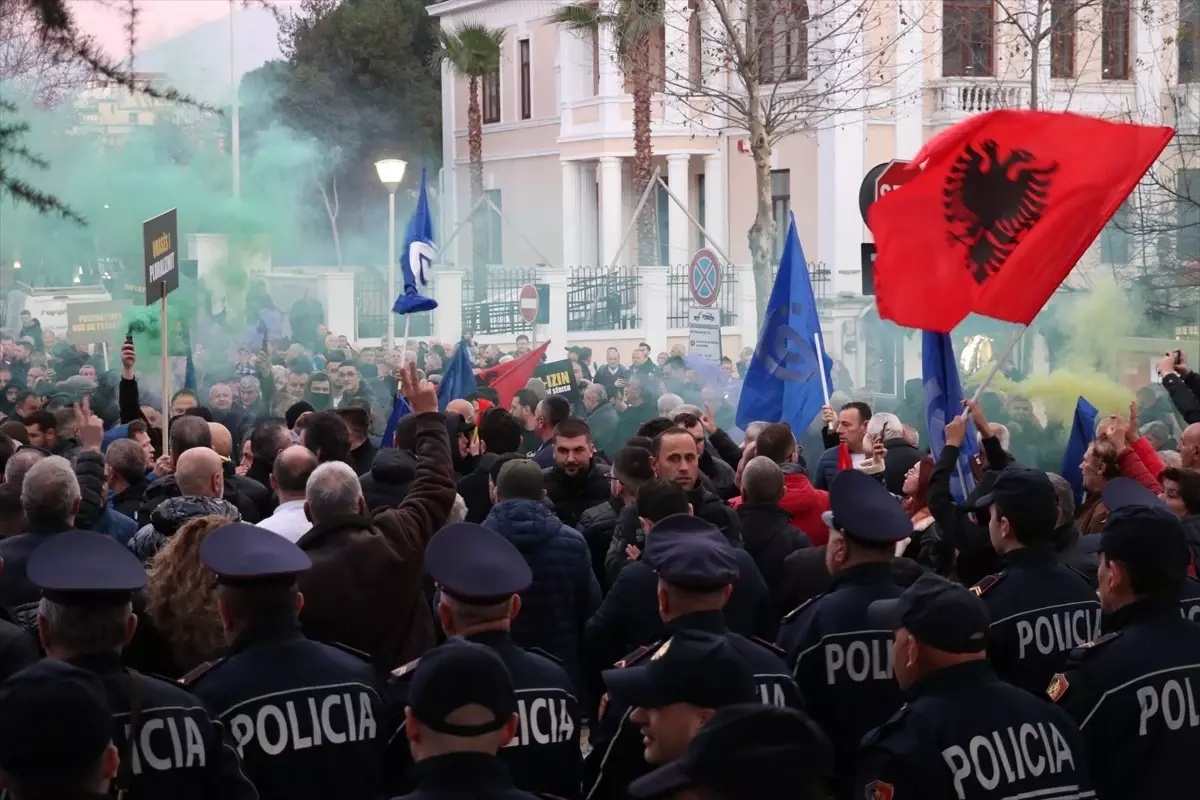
[{"x1": 730, "y1": 422, "x2": 831, "y2": 545}]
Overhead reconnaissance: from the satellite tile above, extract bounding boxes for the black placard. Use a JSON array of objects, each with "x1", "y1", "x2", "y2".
[{"x1": 142, "y1": 209, "x2": 179, "y2": 305}]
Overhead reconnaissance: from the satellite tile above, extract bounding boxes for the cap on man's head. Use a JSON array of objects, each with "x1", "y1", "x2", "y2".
[
  {"x1": 612, "y1": 446, "x2": 654, "y2": 485},
  {"x1": 408, "y1": 638, "x2": 517, "y2": 736},
  {"x1": 645, "y1": 528, "x2": 739, "y2": 589},
  {"x1": 427, "y1": 522, "x2": 532, "y2": 604},
  {"x1": 868, "y1": 573, "x2": 989, "y2": 654},
  {"x1": 966, "y1": 466, "x2": 1058, "y2": 528},
  {"x1": 627, "y1": 704, "x2": 834, "y2": 800},
  {"x1": 494, "y1": 459, "x2": 543, "y2": 500},
  {"x1": 602, "y1": 629, "x2": 757, "y2": 710},
  {"x1": 199, "y1": 521, "x2": 312, "y2": 586},
  {"x1": 0, "y1": 659, "x2": 113, "y2": 781},
  {"x1": 1077, "y1": 478, "x2": 1190, "y2": 576},
  {"x1": 820, "y1": 468, "x2": 910, "y2": 544},
  {"x1": 28, "y1": 530, "x2": 147, "y2": 606}
]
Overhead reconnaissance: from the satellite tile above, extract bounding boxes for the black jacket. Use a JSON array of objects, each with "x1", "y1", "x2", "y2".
[
  {"x1": 349, "y1": 439, "x2": 379, "y2": 478},
  {"x1": 881, "y1": 437, "x2": 922, "y2": 497},
  {"x1": 1162, "y1": 371, "x2": 1200, "y2": 425},
  {"x1": 0, "y1": 523, "x2": 74, "y2": 635},
  {"x1": 778, "y1": 546, "x2": 926, "y2": 615},
  {"x1": 585, "y1": 403, "x2": 622, "y2": 457},
  {"x1": 457, "y1": 453, "x2": 501, "y2": 524},
  {"x1": 224, "y1": 462, "x2": 272, "y2": 521},
  {"x1": 736, "y1": 502, "x2": 811, "y2": 616},
  {"x1": 0, "y1": 612, "x2": 35, "y2": 681},
  {"x1": 137, "y1": 473, "x2": 263, "y2": 526},
  {"x1": 578, "y1": 497, "x2": 626, "y2": 593},
  {"x1": 112, "y1": 476, "x2": 151, "y2": 521},
  {"x1": 542, "y1": 462, "x2": 612, "y2": 531},
  {"x1": 360, "y1": 448, "x2": 416, "y2": 512}
]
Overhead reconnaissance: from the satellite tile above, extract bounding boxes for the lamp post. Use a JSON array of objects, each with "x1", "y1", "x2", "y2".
[{"x1": 375, "y1": 158, "x2": 407, "y2": 346}]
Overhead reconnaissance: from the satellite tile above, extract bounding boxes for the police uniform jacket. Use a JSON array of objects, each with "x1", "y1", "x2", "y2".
[
  {"x1": 384, "y1": 629, "x2": 582, "y2": 799},
  {"x1": 65, "y1": 651, "x2": 258, "y2": 800},
  {"x1": 972, "y1": 547, "x2": 1101, "y2": 696},
  {"x1": 584, "y1": 550, "x2": 776, "y2": 672},
  {"x1": 776, "y1": 561, "x2": 906, "y2": 788},
  {"x1": 857, "y1": 660, "x2": 1092, "y2": 800},
  {"x1": 1179, "y1": 576, "x2": 1200, "y2": 623},
  {"x1": 1053, "y1": 598, "x2": 1200, "y2": 800},
  {"x1": 397, "y1": 752, "x2": 542, "y2": 800},
  {"x1": 185, "y1": 616, "x2": 383, "y2": 800}
]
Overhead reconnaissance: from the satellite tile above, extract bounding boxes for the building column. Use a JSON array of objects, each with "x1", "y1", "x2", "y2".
[
  {"x1": 543, "y1": 264, "x2": 569, "y2": 362},
  {"x1": 557, "y1": 28, "x2": 574, "y2": 106},
  {"x1": 561, "y1": 160, "x2": 582, "y2": 268},
  {"x1": 579, "y1": 162, "x2": 599, "y2": 267},
  {"x1": 440, "y1": 60, "x2": 459, "y2": 266},
  {"x1": 641, "y1": 265, "x2": 670, "y2": 350},
  {"x1": 703, "y1": 151, "x2": 727, "y2": 258},
  {"x1": 1135, "y1": 8, "x2": 1168, "y2": 125},
  {"x1": 432, "y1": 267, "x2": 464, "y2": 343},
  {"x1": 666, "y1": 154, "x2": 690, "y2": 267},
  {"x1": 599, "y1": 156, "x2": 624, "y2": 268},
  {"x1": 893, "y1": 0, "x2": 924, "y2": 159}
]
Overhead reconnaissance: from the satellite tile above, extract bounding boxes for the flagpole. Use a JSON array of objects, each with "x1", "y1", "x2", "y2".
[
  {"x1": 812, "y1": 333, "x2": 834, "y2": 432},
  {"x1": 400, "y1": 315, "x2": 412, "y2": 370},
  {"x1": 959, "y1": 325, "x2": 1027, "y2": 420}
]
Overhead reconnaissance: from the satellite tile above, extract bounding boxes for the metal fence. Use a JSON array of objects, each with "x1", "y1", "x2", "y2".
[
  {"x1": 770, "y1": 260, "x2": 832, "y2": 301},
  {"x1": 667, "y1": 263, "x2": 739, "y2": 328},
  {"x1": 461, "y1": 266, "x2": 538, "y2": 336},
  {"x1": 356, "y1": 268, "x2": 430, "y2": 339},
  {"x1": 567, "y1": 267, "x2": 641, "y2": 332}
]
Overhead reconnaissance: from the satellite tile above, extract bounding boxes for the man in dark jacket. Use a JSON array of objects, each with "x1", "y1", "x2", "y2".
[
  {"x1": 105, "y1": 438, "x2": 150, "y2": 521},
  {"x1": 531, "y1": 395, "x2": 572, "y2": 468},
  {"x1": 592, "y1": 347, "x2": 630, "y2": 395},
  {"x1": 296, "y1": 365, "x2": 457, "y2": 670},
  {"x1": 582, "y1": 384, "x2": 621, "y2": 457},
  {"x1": 542, "y1": 418, "x2": 611, "y2": 531},
  {"x1": 457, "y1": 408, "x2": 524, "y2": 524},
  {"x1": 579, "y1": 445, "x2": 654, "y2": 592},
  {"x1": 736, "y1": 456, "x2": 811, "y2": 616},
  {"x1": 335, "y1": 405, "x2": 378, "y2": 477},
  {"x1": 358, "y1": 449, "x2": 416, "y2": 512},
  {"x1": 483, "y1": 459, "x2": 601, "y2": 694},
  {"x1": 811, "y1": 401, "x2": 872, "y2": 490},
  {"x1": 245, "y1": 420, "x2": 291, "y2": 493}
]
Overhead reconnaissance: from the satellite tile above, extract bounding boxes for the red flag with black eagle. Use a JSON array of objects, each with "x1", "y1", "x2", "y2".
[{"x1": 868, "y1": 111, "x2": 1173, "y2": 333}]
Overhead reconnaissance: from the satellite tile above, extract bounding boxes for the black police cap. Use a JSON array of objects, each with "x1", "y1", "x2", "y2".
[
  {"x1": 199, "y1": 522, "x2": 311, "y2": 585},
  {"x1": 868, "y1": 573, "x2": 989, "y2": 654},
  {"x1": 426, "y1": 522, "x2": 532, "y2": 604},
  {"x1": 0, "y1": 659, "x2": 113, "y2": 782},
  {"x1": 644, "y1": 529, "x2": 739, "y2": 588},
  {"x1": 409, "y1": 637, "x2": 517, "y2": 736},
  {"x1": 27, "y1": 530, "x2": 146, "y2": 606},
  {"x1": 966, "y1": 466, "x2": 1058, "y2": 526},
  {"x1": 821, "y1": 469, "x2": 910, "y2": 544},
  {"x1": 1078, "y1": 478, "x2": 1189, "y2": 576},
  {"x1": 627, "y1": 704, "x2": 834, "y2": 800},
  {"x1": 602, "y1": 629, "x2": 757, "y2": 710}
]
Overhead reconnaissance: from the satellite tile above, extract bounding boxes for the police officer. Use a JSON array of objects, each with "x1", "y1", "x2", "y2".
[
  {"x1": 0, "y1": 659, "x2": 118, "y2": 799},
  {"x1": 965, "y1": 466, "x2": 1101, "y2": 695},
  {"x1": 398, "y1": 638, "x2": 540, "y2": 799},
  {"x1": 856, "y1": 573, "x2": 1093, "y2": 800},
  {"x1": 1180, "y1": 572, "x2": 1200, "y2": 622},
  {"x1": 185, "y1": 522, "x2": 383, "y2": 800},
  {"x1": 776, "y1": 468, "x2": 909, "y2": 794},
  {"x1": 1052, "y1": 478, "x2": 1200, "y2": 800},
  {"x1": 24, "y1": 530, "x2": 257, "y2": 800},
  {"x1": 383, "y1": 522, "x2": 580, "y2": 799},
  {"x1": 589, "y1": 629, "x2": 759, "y2": 800}
]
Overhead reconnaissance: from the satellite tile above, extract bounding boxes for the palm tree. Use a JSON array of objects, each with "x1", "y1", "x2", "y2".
[
  {"x1": 431, "y1": 23, "x2": 506, "y2": 302},
  {"x1": 554, "y1": 0, "x2": 664, "y2": 267}
]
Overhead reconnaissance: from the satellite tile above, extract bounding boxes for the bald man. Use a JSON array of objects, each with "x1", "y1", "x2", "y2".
[
  {"x1": 445, "y1": 399, "x2": 475, "y2": 424},
  {"x1": 258, "y1": 445, "x2": 319, "y2": 542},
  {"x1": 1182, "y1": 423, "x2": 1200, "y2": 470},
  {"x1": 175, "y1": 447, "x2": 224, "y2": 499},
  {"x1": 208, "y1": 422, "x2": 271, "y2": 523},
  {"x1": 207, "y1": 422, "x2": 233, "y2": 459}
]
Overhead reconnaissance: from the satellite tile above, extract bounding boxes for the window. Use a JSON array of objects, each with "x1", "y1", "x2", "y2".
[
  {"x1": 697, "y1": 174, "x2": 706, "y2": 248},
  {"x1": 1100, "y1": 201, "x2": 1132, "y2": 264},
  {"x1": 1101, "y1": 0, "x2": 1130, "y2": 79},
  {"x1": 484, "y1": 189, "x2": 503, "y2": 263},
  {"x1": 1181, "y1": 0, "x2": 1200, "y2": 83},
  {"x1": 519, "y1": 40, "x2": 532, "y2": 120},
  {"x1": 482, "y1": 68, "x2": 501, "y2": 124},
  {"x1": 1050, "y1": 0, "x2": 1075, "y2": 78},
  {"x1": 942, "y1": 0, "x2": 993, "y2": 77},
  {"x1": 759, "y1": 0, "x2": 809, "y2": 83},
  {"x1": 771, "y1": 169, "x2": 791, "y2": 262},
  {"x1": 128, "y1": 111, "x2": 138, "y2": 124},
  {"x1": 1177, "y1": 170, "x2": 1200, "y2": 263}
]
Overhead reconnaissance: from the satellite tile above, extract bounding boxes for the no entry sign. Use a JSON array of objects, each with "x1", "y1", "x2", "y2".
[
  {"x1": 689, "y1": 249, "x2": 721, "y2": 307},
  {"x1": 519, "y1": 283, "x2": 540, "y2": 323},
  {"x1": 858, "y1": 160, "x2": 912, "y2": 224}
]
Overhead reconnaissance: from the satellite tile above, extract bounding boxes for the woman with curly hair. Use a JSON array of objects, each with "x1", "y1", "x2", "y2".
[{"x1": 141, "y1": 514, "x2": 233, "y2": 678}]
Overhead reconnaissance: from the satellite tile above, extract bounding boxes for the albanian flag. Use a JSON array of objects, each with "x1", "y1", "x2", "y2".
[{"x1": 868, "y1": 111, "x2": 1173, "y2": 332}]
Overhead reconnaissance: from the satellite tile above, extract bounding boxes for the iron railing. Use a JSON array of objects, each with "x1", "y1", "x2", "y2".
[
  {"x1": 770, "y1": 259, "x2": 832, "y2": 301},
  {"x1": 461, "y1": 266, "x2": 538, "y2": 336},
  {"x1": 567, "y1": 267, "x2": 641, "y2": 331},
  {"x1": 667, "y1": 263, "x2": 739, "y2": 328},
  {"x1": 356, "y1": 268, "x2": 430, "y2": 339}
]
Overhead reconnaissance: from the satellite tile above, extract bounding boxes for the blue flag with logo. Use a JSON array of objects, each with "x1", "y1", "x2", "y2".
[
  {"x1": 735, "y1": 212, "x2": 832, "y2": 432},
  {"x1": 922, "y1": 331, "x2": 977, "y2": 503},
  {"x1": 1062, "y1": 396, "x2": 1098, "y2": 504},
  {"x1": 437, "y1": 342, "x2": 477, "y2": 412},
  {"x1": 393, "y1": 168, "x2": 438, "y2": 315},
  {"x1": 380, "y1": 392, "x2": 413, "y2": 450}
]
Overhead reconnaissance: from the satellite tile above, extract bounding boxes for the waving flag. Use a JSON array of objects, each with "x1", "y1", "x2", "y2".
[
  {"x1": 736, "y1": 212, "x2": 832, "y2": 433},
  {"x1": 393, "y1": 169, "x2": 439, "y2": 315},
  {"x1": 380, "y1": 393, "x2": 413, "y2": 450},
  {"x1": 869, "y1": 111, "x2": 1172, "y2": 332},
  {"x1": 476, "y1": 341, "x2": 550, "y2": 409},
  {"x1": 922, "y1": 331, "x2": 977, "y2": 502},
  {"x1": 437, "y1": 342, "x2": 477, "y2": 411},
  {"x1": 1061, "y1": 396, "x2": 1098, "y2": 504}
]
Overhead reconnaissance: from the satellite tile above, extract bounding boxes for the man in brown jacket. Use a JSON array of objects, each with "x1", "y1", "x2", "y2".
[{"x1": 295, "y1": 364, "x2": 456, "y2": 669}]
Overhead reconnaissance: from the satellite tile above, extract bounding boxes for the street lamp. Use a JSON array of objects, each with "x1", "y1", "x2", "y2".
[{"x1": 375, "y1": 158, "x2": 407, "y2": 345}]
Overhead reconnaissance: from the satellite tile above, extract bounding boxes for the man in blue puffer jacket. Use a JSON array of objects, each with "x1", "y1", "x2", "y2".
[{"x1": 484, "y1": 458, "x2": 601, "y2": 694}]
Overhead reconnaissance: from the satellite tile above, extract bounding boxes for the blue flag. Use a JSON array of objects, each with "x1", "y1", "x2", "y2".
[
  {"x1": 380, "y1": 392, "x2": 413, "y2": 450},
  {"x1": 1062, "y1": 396, "x2": 1098, "y2": 504},
  {"x1": 735, "y1": 212, "x2": 832, "y2": 433},
  {"x1": 393, "y1": 168, "x2": 439, "y2": 315},
  {"x1": 922, "y1": 331, "x2": 977, "y2": 503},
  {"x1": 437, "y1": 342, "x2": 477, "y2": 411}
]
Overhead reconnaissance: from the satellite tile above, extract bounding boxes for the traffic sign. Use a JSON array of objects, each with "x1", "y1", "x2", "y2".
[
  {"x1": 858, "y1": 160, "x2": 912, "y2": 224},
  {"x1": 519, "y1": 283, "x2": 540, "y2": 323},
  {"x1": 689, "y1": 249, "x2": 722, "y2": 307}
]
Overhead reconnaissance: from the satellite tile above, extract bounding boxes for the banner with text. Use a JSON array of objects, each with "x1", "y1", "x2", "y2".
[
  {"x1": 535, "y1": 359, "x2": 581, "y2": 407},
  {"x1": 66, "y1": 301, "x2": 129, "y2": 345}
]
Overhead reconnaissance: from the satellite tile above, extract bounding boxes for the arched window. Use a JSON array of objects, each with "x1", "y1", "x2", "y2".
[
  {"x1": 759, "y1": 0, "x2": 808, "y2": 84},
  {"x1": 1050, "y1": 0, "x2": 1076, "y2": 78},
  {"x1": 942, "y1": 0, "x2": 993, "y2": 77},
  {"x1": 1101, "y1": 0, "x2": 1131, "y2": 79},
  {"x1": 1180, "y1": 0, "x2": 1200, "y2": 82}
]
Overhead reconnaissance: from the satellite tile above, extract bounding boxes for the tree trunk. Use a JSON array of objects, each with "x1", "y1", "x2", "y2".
[
  {"x1": 317, "y1": 177, "x2": 342, "y2": 266},
  {"x1": 467, "y1": 75, "x2": 488, "y2": 305},
  {"x1": 630, "y1": 37, "x2": 658, "y2": 267},
  {"x1": 746, "y1": 95, "x2": 775, "y2": 329}
]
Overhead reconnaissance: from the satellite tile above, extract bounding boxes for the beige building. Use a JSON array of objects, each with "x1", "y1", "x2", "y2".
[
  {"x1": 429, "y1": 0, "x2": 1198, "y2": 395},
  {"x1": 72, "y1": 73, "x2": 222, "y2": 150}
]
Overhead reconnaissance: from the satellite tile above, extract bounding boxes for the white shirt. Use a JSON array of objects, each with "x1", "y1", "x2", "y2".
[{"x1": 256, "y1": 499, "x2": 311, "y2": 543}]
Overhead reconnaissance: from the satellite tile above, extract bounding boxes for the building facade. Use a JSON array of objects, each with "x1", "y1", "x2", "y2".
[{"x1": 428, "y1": 0, "x2": 1197, "y2": 397}]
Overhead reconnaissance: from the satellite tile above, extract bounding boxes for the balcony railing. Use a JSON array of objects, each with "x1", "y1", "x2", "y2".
[{"x1": 930, "y1": 79, "x2": 1030, "y2": 124}]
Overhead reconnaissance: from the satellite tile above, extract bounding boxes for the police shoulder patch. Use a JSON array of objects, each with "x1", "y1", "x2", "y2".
[
  {"x1": 970, "y1": 573, "x2": 1004, "y2": 597},
  {"x1": 328, "y1": 641, "x2": 374, "y2": 663},
  {"x1": 613, "y1": 643, "x2": 656, "y2": 669},
  {"x1": 1065, "y1": 631, "x2": 1121, "y2": 667},
  {"x1": 527, "y1": 646, "x2": 563, "y2": 665},
  {"x1": 391, "y1": 657, "x2": 421, "y2": 679},
  {"x1": 865, "y1": 779, "x2": 895, "y2": 800},
  {"x1": 1046, "y1": 673, "x2": 1069, "y2": 702},
  {"x1": 781, "y1": 593, "x2": 825, "y2": 624},
  {"x1": 179, "y1": 658, "x2": 225, "y2": 687}
]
